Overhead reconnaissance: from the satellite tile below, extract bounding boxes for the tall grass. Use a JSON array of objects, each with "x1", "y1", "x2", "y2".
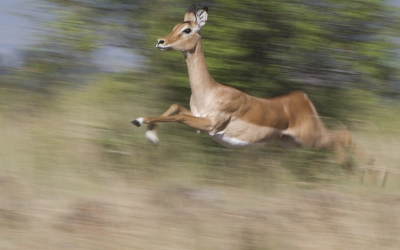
[{"x1": 1, "y1": 75, "x2": 400, "y2": 249}]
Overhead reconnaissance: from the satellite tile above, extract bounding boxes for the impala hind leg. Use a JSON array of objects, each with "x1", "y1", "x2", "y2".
[
  {"x1": 132, "y1": 104, "x2": 195, "y2": 144},
  {"x1": 330, "y1": 128, "x2": 375, "y2": 170},
  {"x1": 275, "y1": 134, "x2": 302, "y2": 148}
]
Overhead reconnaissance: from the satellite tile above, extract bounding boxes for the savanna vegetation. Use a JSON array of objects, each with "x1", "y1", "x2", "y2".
[{"x1": 1, "y1": 0, "x2": 400, "y2": 249}]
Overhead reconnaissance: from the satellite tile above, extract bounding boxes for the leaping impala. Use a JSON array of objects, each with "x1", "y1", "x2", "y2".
[{"x1": 132, "y1": 4, "x2": 356, "y2": 162}]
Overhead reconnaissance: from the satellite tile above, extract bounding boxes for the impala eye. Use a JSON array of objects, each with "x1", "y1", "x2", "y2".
[{"x1": 183, "y1": 28, "x2": 192, "y2": 34}]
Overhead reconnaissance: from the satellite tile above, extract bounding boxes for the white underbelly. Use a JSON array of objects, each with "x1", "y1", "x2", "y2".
[{"x1": 209, "y1": 132, "x2": 267, "y2": 149}]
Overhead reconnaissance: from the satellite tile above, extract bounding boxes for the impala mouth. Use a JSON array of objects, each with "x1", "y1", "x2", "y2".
[{"x1": 156, "y1": 44, "x2": 171, "y2": 51}]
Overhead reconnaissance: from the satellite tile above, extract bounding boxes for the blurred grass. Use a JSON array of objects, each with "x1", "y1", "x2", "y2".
[{"x1": 1, "y1": 75, "x2": 400, "y2": 249}]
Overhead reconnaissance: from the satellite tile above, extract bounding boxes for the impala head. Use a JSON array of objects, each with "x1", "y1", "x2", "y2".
[{"x1": 156, "y1": 4, "x2": 208, "y2": 52}]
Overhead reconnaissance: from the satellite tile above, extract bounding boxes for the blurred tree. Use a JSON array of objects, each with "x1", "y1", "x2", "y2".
[
  {"x1": 19, "y1": 1, "x2": 400, "y2": 105},
  {"x1": 135, "y1": 0, "x2": 400, "y2": 118},
  {"x1": 137, "y1": 1, "x2": 400, "y2": 100},
  {"x1": 16, "y1": 0, "x2": 145, "y2": 92},
  {"x1": 7, "y1": 0, "x2": 396, "y2": 176}
]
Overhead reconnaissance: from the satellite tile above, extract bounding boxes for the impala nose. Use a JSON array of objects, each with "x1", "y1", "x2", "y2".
[{"x1": 156, "y1": 39, "x2": 169, "y2": 50}]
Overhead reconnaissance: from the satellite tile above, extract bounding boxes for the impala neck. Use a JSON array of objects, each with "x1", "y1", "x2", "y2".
[{"x1": 184, "y1": 39, "x2": 217, "y2": 96}]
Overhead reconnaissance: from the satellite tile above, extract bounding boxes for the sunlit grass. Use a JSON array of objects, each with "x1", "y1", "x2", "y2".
[{"x1": 1, "y1": 77, "x2": 400, "y2": 249}]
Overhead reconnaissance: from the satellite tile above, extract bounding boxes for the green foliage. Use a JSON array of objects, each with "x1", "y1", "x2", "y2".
[
  {"x1": 2, "y1": 0, "x2": 399, "y2": 178},
  {"x1": 133, "y1": 0, "x2": 400, "y2": 117},
  {"x1": 19, "y1": 0, "x2": 398, "y2": 99}
]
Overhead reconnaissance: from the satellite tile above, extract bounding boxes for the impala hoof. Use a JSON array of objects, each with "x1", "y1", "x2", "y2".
[
  {"x1": 132, "y1": 117, "x2": 143, "y2": 127},
  {"x1": 145, "y1": 130, "x2": 160, "y2": 145}
]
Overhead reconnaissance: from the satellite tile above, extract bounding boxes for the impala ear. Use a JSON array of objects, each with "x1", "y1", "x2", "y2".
[
  {"x1": 196, "y1": 7, "x2": 208, "y2": 29},
  {"x1": 184, "y1": 4, "x2": 197, "y2": 22}
]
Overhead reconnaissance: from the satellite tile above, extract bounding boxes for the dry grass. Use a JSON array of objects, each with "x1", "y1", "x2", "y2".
[
  {"x1": 1, "y1": 174, "x2": 400, "y2": 250},
  {"x1": 1, "y1": 84, "x2": 400, "y2": 250}
]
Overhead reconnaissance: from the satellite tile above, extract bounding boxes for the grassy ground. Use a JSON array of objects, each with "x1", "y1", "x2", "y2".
[{"x1": 1, "y1": 78, "x2": 400, "y2": 249}]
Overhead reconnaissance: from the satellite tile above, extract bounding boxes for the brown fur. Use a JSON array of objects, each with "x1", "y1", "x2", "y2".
[{"x1": 132, "y1": 4, "x2": 366, "y2": 164}]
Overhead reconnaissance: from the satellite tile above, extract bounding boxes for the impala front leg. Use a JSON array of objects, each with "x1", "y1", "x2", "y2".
[
  {"x1": 145, "y1": 103, "x2": 193, "y2": 130},
  {"x1": 132, "y1": 104, "x2": 193, "y2": 145},
  {"x1": 161, "y1": 103, "x2": 193, "y2": 116},
  {"x1": 133, "y1": 114, "x2": 212, "y2": 133}
]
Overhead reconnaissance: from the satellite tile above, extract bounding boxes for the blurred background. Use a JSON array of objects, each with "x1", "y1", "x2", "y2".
[{"x1": 1, "y1": 0, "x2": 400, "y2": 249}]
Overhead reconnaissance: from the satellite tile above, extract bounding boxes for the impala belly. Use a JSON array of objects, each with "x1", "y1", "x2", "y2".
[
  {"x1": 210, "y1": 132, "x2": 265, "y2": 148},
  {"x1": 209, "y1": 120, "x2": 280, "y2": 149}
]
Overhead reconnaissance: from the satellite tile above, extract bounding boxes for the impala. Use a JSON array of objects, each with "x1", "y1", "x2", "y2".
[{"x1": 132, "y1": 4, "x2": 357, "y2": 163}]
